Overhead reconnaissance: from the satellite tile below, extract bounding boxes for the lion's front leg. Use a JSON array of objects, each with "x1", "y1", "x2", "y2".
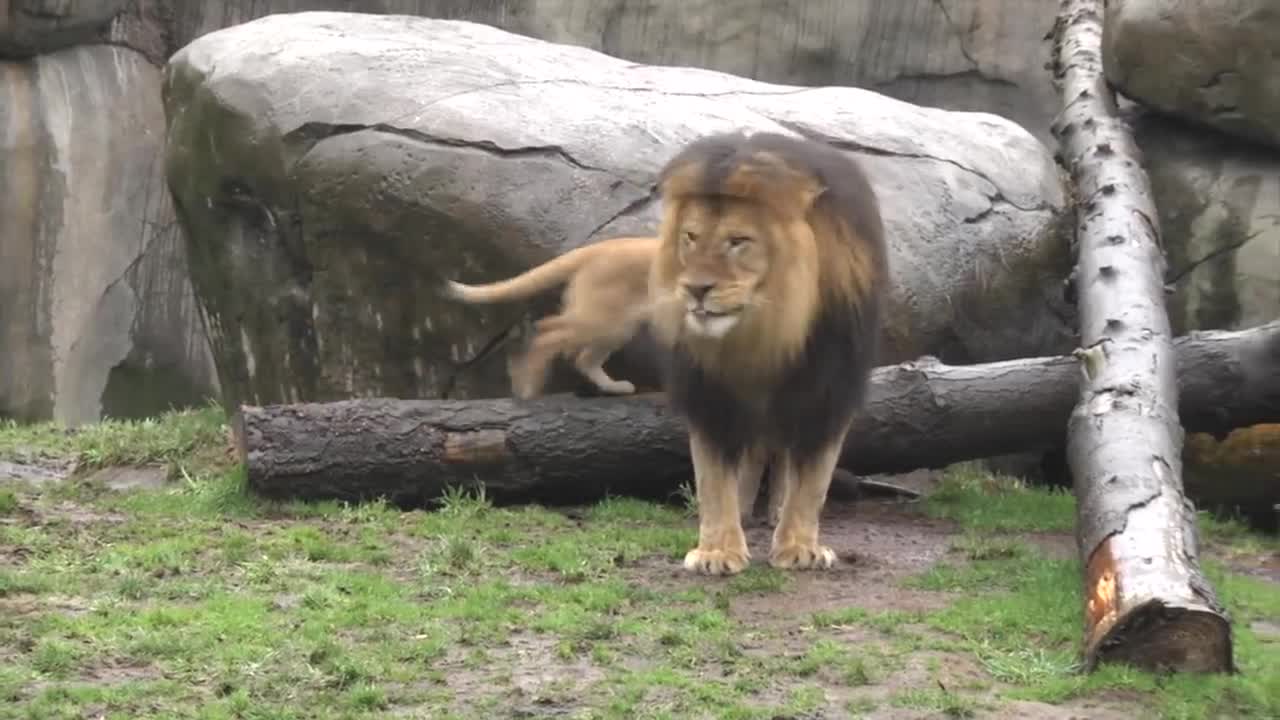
[
  {"x1": 684, "y1": 431, "x2": 751, "y2": 576},
  {"x1": 769, "y1": 436, "x2": 844, "y2": 570}
]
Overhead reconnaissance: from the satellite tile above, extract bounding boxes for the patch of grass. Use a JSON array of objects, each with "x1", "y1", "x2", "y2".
[
  {"x1": 29, "y1": 637, "x2": 85, "y2": 677},
  {"x1": 924, "y1": 463, "x2": 1076, "y2": 532},
  {"x1": 972, "y1": 644, "x2": 1081, "y2": 684},
  {"x1": 907, "y1": 506, "x2": 1280, "y2": 719},
  {"x1": 726, "y1": 565, "x2": 788, "y2": 594},
  {"x1": 1199, "y1": 509, "x2": 1280, "y2": 556},
  {"x1": 811, "y1": 606, "x2": 871, "y2": 629},
  {"x1": 902, "y1": 536, "x2": 1037, "y2": 593},
  {"x1": 787, "y1": 638, "x2": 877, "y2": 687},
  {"x1": 0, "y1": 404, "x2": 227, "y2": 469},
  {"x1": 0, "y1": 488, "x2": 18, "y2": 514},
  {"x1": 890, "y1": 685, "x2": 980, "y2": 718}
]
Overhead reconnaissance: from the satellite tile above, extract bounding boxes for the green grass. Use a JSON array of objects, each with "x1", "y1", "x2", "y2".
[
  {"x1": 924, "y1": 462, "x2": 1078, "y2": 532},
  {"x1": 2, "y1": 412, "x2": 1279, "y2": 719},
  {"x1": 907, "y1": 464, "x2": 1280, "y2": 719}
]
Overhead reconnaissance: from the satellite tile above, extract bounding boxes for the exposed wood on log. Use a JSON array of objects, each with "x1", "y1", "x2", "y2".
[
  {"x1": 235, "y1": 320, "x2": 1280, "y2": 508},
  {"x1": 1050, "y1": 0, "x2": 1233, "y2": 674}
]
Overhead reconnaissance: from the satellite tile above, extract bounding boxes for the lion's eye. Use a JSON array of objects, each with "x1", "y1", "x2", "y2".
[
  {"x1": 681, "y1": 231, "x2": 698, "y2": 247},
  {"x1": 727, "y1": 235, "x2": 751, "y2": 250}
]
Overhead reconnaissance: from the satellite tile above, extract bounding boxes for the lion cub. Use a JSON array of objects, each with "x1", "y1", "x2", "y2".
[{"x1": 441, "y1": 235, "x2": 658, "y2": 400}]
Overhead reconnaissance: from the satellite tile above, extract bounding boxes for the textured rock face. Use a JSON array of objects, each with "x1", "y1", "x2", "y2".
[
  {"x1": 164, "y1": 12, "x2": 1071, "y2": 410},
  {"x1": 1134, "y1": 111, "x2": 1280, "y2": 336},
  {"x1": 0, "y1": 0, "x2": 129, "y2": 57},
  {"x1": 159, "y1": 0, "x2": 1062, "y2": 142},
  {"x1": 0, "y1": 44, "x2": 219, "y2": 425},
  {"x1": 1105, "y1": 0, "x2": 1280, "y2": 150}
]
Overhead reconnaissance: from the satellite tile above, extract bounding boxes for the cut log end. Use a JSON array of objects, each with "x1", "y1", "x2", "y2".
[
  {"x1": 1088, "y1": 603, "x2": 1234, "y2": 674},
  {"x1": 1083, "y1": 535, "x2": 1233, "y2": 674}
]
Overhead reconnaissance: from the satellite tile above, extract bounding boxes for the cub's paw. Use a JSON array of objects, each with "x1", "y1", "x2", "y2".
[
  {"x1": 769, "y1": 542, "x2": 837, "y2": 571},
  {"x1": 601, "y1": 380, "x2": 636, "y2": 395},
  {"x1": 683, "y1": 547, "x2": 749, "y2": 576}
]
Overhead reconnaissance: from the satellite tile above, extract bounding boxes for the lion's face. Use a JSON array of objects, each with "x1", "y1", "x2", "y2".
[{"x1": 667, "y1": 198, "x2": 777, "y2": 339}]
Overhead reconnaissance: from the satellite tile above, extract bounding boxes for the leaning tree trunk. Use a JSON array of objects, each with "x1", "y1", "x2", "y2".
[
  {"x1": 235, "y1": 321, "x2": 1280, "y2": 508},
  {"x1": 1050, "y1": 0, "x2": 1233, "y2": 674}
]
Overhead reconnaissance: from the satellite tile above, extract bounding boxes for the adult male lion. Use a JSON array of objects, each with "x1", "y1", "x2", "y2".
[{"x1": 649, "y1": 131, "x2": 889, "y2": 576}]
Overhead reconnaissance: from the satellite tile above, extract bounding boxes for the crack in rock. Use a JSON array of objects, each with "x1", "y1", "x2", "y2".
[
  {"x1": 1198, "y1": 70, "x2": 1238, "y2": 90},
  {"x1": 773, "y1": 119, "x2": 1050, "y2": 216},
  {"x1": 583, "y1": 187, "x2": 659, "y2": 240},
  {"x1": 876, "y1": 69, "x2": 1019, "y2": 90},
  {"x1": 1165, "y1": 231, "x2": 1261, "y2": 286},
  {"x1": 284, "y1": 121, "x2": 637, "y2": 184}
]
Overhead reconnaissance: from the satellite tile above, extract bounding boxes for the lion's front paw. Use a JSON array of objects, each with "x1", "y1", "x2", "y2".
[
  {"x1": 769, "y1": 542, "x2": 837, "y2": 570},
  {"x1": 683, "y1": 546, "x2": 750, "y2": 576}
]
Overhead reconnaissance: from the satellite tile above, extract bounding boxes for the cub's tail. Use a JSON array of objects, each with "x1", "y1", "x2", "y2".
[{"x1": 441, "y1": 244, "x2": 600, "y2": 304}]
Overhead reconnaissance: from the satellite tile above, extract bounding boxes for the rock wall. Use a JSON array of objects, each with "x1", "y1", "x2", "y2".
[
  {"x1": 1105, "y1": 0, "x2": 1280, "y2": 151},
  {"x1": 1135, "y1": 111, "x2": 1280, "y2": 337},
  {"x1": 0, "y1": 43, "x2": 218, "y2": 425},
  {"x1": 162, "y1": 0, "x2": 1063, "y2": 143}
]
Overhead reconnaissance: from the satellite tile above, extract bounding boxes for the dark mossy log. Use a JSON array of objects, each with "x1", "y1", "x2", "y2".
[
  {"x1": 234, "y1": 320, "x2": 1280, "y2": 508},
  {"x1": 1050, "y1": 0, "x2": 1234, "y2": 674}
]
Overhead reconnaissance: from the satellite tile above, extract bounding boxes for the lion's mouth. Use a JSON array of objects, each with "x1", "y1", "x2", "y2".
[
  {"x1": 685, "y1": 307, "x2": 741, "y2": 338},
  {"x1": 692, "y1": 308, "x2": 733, "y2": 319}
]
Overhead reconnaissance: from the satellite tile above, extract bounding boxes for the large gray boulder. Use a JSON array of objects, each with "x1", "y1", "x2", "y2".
[
  {"x1": 1133, "y1": 111, "x2": 1280, "y2": 335},
  {"x1": 1104, "y1": 0, "x2": 1280, "y2": 150},
  {"x1": 163, "y1": 12, "x2": 1072, "y2": 410},
  {"x1": 0, "y1": 44, "x2": 219, "y2": 425}
]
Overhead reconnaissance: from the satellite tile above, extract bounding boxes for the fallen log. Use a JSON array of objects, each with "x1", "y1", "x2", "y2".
[
  {"x1": 1050, "y1": 0, "x2": 1233, "y2": 674},
  {"x1": 235, "y1": 320, "x2": 1280, "y2": 508}
]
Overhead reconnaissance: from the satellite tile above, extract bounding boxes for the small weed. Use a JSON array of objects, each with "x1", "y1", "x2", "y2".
[
  {"x1": 727, "y1": 566, "x2": 788, "y2": 594},
  {"x1": 0, "y1": 488, "x2": 18, "y2": 514},
  {"x1": 811, "y1": 606, "x2": 870, "y2": 629}
]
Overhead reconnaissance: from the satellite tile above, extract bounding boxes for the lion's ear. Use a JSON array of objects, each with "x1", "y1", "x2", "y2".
[
  {"x1": 659, "y1": 158, "x2": 705, "y2": 201},
  {"x1": 793, "y1": 176, "x2": 827, "y2": 212}
]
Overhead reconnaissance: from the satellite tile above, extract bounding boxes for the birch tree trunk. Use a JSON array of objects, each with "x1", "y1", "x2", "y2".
[{"x1": 1050, "y1": 0, "x2": 1233, "y2": 674}]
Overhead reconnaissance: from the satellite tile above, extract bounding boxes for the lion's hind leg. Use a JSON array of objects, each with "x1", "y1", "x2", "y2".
[
  {"x1": 768, "y1": 437, "x2": 843, "y2": 570},
  {"x1": 736, "y1": 445, "x2": 771, "y2": 527},
  {"x1": 684, "y1": 431, "x2": 753, "y2": 576}
]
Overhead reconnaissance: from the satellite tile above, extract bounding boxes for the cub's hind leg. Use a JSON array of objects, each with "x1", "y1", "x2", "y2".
[
  {"x1": 572, "y1": 344, "x2": 635, "y2": 396},
  {"x1": 507, "y1": 316, "x2": 574, "y2": 400}
]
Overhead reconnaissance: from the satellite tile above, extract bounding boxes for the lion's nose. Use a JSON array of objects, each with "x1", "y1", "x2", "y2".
[{"x1": 684, "y1": 283, "x2": 713, "y2": 302}]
